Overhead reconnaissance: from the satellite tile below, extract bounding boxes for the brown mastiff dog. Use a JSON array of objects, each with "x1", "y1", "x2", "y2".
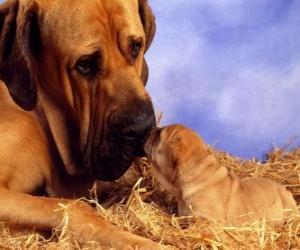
[
  {"x1": 145, "y1": 125, "x2": 297, "y2": 225},
  {"x1": 0, "y1": 0, "x2": 160, "y2": 248}
]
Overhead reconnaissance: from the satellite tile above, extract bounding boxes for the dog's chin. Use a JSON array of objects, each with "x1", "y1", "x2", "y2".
[
  {"x1": 92, "y1": 156, "x2": 132, "y2": 181},
  {"x1": 91, "y1": 140, "x2": 145, "y2": 181}
]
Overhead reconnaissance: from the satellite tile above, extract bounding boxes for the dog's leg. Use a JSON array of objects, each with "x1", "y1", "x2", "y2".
[{"x1": 0, "y1": 187, "x2": 160, "y2": 249}]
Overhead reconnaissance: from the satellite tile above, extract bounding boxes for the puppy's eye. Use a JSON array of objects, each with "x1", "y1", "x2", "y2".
[{"x1": 76, "y1": 54, "x2": 100, "y2": 77}]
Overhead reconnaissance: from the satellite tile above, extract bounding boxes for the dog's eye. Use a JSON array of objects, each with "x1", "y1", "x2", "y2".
[
  {"x1": 76, "y1": 54, "x2": 100, "y2": 77},
  {"x1": 131, "y1": 42, "x2": 141, "y2": 59},
  {"x1": 130, "y1": 38, "x2": 143, "y2": 59}
]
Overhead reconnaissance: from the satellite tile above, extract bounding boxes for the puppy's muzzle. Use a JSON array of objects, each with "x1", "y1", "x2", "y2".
[{"x1": 144, "y1": 127, "x2": 162, "y2": 157}]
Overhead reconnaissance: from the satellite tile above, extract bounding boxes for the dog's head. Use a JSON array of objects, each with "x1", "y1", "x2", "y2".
[
  {"x1": 144, "y1": 125, "x2": 207, "y2": 179},
  {"x1": 0, "y1": 0, "x2": 156, "y2": 181}
]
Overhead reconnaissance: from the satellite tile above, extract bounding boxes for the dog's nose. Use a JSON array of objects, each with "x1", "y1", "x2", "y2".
[{"x1": 110, "y1": 98, "x2": 156, "y2": 143}]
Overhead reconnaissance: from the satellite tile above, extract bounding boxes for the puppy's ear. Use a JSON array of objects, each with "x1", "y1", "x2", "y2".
[
  {"x1": 166, "y1": 142, "x2": 179, "y2": 169},
  {"x1": 138, "y1": 0, "x2": 156, "y2": 86},
  {"x1": 0, "y1": 0, "x2": 40, "y2": 110}
]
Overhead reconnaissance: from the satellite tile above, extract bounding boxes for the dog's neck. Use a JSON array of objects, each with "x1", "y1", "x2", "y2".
[{"x1": 176, "y1": 154, "x2": 230, "y2": 201}]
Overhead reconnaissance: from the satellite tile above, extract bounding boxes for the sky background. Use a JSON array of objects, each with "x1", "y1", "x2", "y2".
[
  {"x1": 0, "y1": 0, "x2": 298, "y2": 160},
  {"x1": 146, "y1": 0, "x2": 300, "y2": 160}
]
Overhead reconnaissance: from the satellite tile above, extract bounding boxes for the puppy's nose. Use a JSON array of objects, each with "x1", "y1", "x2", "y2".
[{"x1": 145, "y1": 127, "x2": 162, "y2": 142}]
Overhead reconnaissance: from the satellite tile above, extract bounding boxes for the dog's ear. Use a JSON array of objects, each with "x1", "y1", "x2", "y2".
[
  {"x1": 139, "y1": 0, "x2": 156, "y2": 52},
  {"x1": 140, "y1": 58, "x2": 149, "y2": 86},
  {"x1": 138, "y1": 0, "x2": 156, "y2": 86},
  {"x1": 0, "y1": 0, "x2": 40, "y2": 110}
]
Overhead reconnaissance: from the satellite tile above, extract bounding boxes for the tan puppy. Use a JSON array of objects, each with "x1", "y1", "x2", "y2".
[{"x1": 145, "y1": 125, "x2": 297, "y2": 225}]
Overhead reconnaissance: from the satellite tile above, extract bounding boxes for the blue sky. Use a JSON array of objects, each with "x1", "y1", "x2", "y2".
[{"x1": 146, "y1": 0, "x2": 300, "y2": 159}]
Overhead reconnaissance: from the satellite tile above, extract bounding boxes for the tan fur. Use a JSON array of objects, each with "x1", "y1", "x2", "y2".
[
  {"x1": 0, "y1": 0, "x2": 160, "y2": 248},
  {"x1": 145, "y1": 125, "x2": 298, "y2": 225}
]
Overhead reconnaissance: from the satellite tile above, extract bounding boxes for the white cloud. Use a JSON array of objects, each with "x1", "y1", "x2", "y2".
[
  {"x1": 146, "y1": 20, "x2": 206, "y2": 121},
  {"x1": 146, "y1": 0, "x2": 300, "y2": 157}
]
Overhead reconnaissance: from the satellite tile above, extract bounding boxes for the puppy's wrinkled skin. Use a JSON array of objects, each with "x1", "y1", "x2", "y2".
[{"x1": 145, "y1": 125, "x2": 298, "y2": 225}]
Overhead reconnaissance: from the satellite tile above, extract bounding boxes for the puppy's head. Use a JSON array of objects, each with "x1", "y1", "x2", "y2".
[{"x1": 144, "y1": 124, "x2": 207, "y2": 180}]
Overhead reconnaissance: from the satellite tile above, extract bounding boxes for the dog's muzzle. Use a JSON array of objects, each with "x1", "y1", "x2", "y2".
[{"x1": 91, "y1": 99, "x2": 156, "y2": 181}]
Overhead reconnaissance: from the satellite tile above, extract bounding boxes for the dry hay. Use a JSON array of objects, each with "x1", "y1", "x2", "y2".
[{"x1": 1, "y1": 147, "x2": 300, "y2": 249}]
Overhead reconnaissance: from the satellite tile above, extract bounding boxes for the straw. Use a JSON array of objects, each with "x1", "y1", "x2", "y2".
[{"x1": 1, "y1": 147, "x2": 300, "y2": 249}]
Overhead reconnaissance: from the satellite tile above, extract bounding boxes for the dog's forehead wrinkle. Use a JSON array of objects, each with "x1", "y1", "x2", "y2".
[
  {"x1": 39, "y1": 0, "x2": 144, "y2": 62},
  {"x1": 38, "y1": 0, "x2": 107, "y2": 45},
  {"x1": 105, "y1": 0, "x2": 144, "y2": 41}
]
